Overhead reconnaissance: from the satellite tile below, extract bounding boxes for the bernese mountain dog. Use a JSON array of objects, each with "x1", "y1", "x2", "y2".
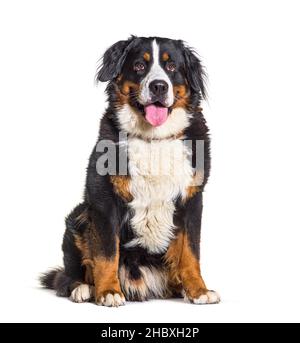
[{"x1": 41, "y1": 36, "x2": 220, "y2": 306}]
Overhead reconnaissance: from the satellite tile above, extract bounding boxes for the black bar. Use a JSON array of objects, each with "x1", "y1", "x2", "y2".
[{"x1": 0, "y1": 323, "x2": 297, "y2": 342}]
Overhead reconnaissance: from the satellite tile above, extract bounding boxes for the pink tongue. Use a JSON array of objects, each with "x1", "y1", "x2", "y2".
[{"x1": 144, "y1": 104, "x2": 168, "y2": 127}]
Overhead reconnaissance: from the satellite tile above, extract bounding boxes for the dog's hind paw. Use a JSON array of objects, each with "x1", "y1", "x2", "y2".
[{"x1": 70, "y1": 284, "x2": 94, "y2": 303}]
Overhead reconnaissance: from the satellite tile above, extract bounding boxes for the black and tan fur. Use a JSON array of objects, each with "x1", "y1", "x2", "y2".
[{"x1": 41, "y1": 36, "x2": 219, "y2": 306}]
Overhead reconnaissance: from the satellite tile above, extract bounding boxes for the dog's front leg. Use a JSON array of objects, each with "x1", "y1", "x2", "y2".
[
  {"x1": 90, "y1": 209, "x2": 125, "y2": 307},
  {"x1": 166, "y1": 192, "x2": 220, "y2": 304}
]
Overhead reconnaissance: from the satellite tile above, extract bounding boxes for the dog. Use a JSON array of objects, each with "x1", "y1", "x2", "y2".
[{"x1": 41, "y1": 36, "x2": 220, "y2": 306}]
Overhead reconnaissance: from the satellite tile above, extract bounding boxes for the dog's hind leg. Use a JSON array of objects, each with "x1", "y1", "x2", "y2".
[
  {"x1": 63, "y1": 203, "x2": 95, "y2": 302},
  {"x1": 41, "y1": 203, "x2": 93, "y2": 301}
]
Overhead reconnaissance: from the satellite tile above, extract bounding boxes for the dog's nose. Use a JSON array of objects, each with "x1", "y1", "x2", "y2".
[{"x1": 149, "y1": 80, "x2": 168, "y2": 97}]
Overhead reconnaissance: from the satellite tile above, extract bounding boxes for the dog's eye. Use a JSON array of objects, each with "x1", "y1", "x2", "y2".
[
  {"x1": 134, "y1": 62, "x2": 145, "y2": 72},
  {"x1": 166, "y1": 62, "x2": 176, "y2": 72}
]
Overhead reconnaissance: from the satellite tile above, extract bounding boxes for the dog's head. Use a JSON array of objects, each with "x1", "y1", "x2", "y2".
[{"x1": 96, "y1": 36, "x2": 206, "y2": 139}]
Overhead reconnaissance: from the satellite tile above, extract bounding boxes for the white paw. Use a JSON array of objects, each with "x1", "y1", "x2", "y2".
[
  {"x1": 98, "y1": 293, "x2": 126, "y2": 307},
  {"x1": 186, "y1": 290, "x2": 220, "y2": 305},
  {"x1": 70, "y1": 284, "x2": 93, "y2": 303}
]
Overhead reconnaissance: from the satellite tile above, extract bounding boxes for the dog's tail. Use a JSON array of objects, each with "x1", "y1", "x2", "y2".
[{"x1": 40, "y1": 267, "x2": 73, "y2": 297}]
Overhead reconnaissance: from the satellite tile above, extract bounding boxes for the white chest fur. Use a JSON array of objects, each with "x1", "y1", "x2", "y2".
[{"x1": 125, "y1": 137, "x2": 193, "y2": 253}]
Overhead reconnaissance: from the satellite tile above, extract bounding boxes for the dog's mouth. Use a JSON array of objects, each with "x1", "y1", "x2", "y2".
[{"x1": 134, "y1": 100, "x2": 170, "y2": 127}]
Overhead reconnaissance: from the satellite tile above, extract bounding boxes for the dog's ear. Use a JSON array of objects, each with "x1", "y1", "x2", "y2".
[
  {"x1": 96, "y1": 36, "x2": 137, "y2": 82},
  {"x1": 180, "y1": 42, "x2": 207, "y2": 99}
]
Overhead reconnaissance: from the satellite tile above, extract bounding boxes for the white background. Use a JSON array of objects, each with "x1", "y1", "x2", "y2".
[{"x1": 0, "y1": 0, "x2": 300, "y2": 323}]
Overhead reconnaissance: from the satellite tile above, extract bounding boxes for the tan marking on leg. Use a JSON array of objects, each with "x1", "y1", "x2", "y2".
[
  {"x1": 74, "y1": 234, "x2": 91, "y2": 261},
  {"x1": 165, "y1": 232, "x2": 183, "y2": 288},
  {"x1": 110, "y1": 175, "x2": 133, "y2": 202},
  {"x1": 93, "y1": 238, "x2": 125, "y2": 306},
  {"x1": 93, "y1": 257, "x2": 122, "y2": 296},
  {"x1": 74, "y1": 234, "x2": 95, "y2": 284},
  {"x1": 165, "y1": 232, "x2": 207, "y2": 299},
  {"x1": 179, "y1": 233, "x2": 207, "y2": 298}
]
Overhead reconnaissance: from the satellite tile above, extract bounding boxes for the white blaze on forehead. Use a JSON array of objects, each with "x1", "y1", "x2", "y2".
[{"x1": 139, "y1": 39, "x2": 174, "y2": 107}]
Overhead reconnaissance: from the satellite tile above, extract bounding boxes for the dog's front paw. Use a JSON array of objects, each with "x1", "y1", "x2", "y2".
[
  {"x1": 96, "y1": 291, "x2": 126, "y2": 307},
  {"x1": 184, "y1": 289, "x2": 220, "y2": 305}
]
